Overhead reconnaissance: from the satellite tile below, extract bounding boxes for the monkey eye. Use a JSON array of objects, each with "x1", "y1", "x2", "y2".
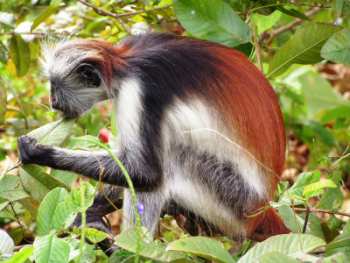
[{"x1": 76, "y1": 63, "x2": 101, "y2": 87}]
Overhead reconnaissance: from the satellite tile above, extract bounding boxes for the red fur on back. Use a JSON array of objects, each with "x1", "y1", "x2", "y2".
[{"x1": 207, "y1": 46, "x2": 286, "y2": 192}]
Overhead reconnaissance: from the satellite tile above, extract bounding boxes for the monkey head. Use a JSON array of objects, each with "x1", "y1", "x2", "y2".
[{"x1": 42, "y1": 40, "x2": 120, "y2": 118}]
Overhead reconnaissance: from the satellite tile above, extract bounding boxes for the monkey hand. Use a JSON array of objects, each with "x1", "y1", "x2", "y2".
[{"x1": 17, "y1": 135, "x2": 52, "y2": 165}]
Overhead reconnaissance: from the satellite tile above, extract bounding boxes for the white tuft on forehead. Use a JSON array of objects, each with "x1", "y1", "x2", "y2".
[{"x1": 40, "y1": 39, "x2": 101, "y2": 78}]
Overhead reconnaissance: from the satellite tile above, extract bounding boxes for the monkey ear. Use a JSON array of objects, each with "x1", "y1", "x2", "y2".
[{"x1": 76, "y1": 63, "x2": 102, "y2": 87}]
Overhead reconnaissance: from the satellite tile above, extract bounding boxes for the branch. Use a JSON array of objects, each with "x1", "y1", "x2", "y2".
[
  {"x1": 260, "y1": 6, "x2": 322, "y2": 44},
  {"x1": 78, "y1": 0, "x2": 171, "y2": 19},
  {"x1": 293, "y1": 207, "x2": 350, "y2": 218}
]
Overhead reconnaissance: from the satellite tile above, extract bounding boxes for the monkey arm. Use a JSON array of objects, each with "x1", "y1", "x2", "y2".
[{"x1": 17, "y1": 135, "x2": 160, "y2": 191}]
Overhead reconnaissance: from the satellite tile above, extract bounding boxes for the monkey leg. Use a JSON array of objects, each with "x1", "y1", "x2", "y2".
[
  {"x1": 73, "y1": 184, "x2": 123, "y2": 231},
  {"x1": 122, "y1": 189, "x2": 166, "y2": 236}
]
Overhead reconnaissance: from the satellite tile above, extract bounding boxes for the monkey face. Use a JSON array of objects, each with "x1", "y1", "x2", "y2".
[
  {"x1": 49, "y1": 62, "x2": 107, "y2": 118},
  {"x1": 44, "y1": 43, "x2": 110, "y2": 119}
]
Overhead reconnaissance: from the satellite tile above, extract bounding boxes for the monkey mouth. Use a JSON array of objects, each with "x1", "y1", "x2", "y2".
[{"x1": 51, "y1": 105, "x2": 79, "y2": 119}]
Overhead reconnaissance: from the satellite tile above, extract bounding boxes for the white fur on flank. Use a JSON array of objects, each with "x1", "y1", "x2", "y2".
[
  {"x1": 116, "y1": 78, "x2": 143, "y2": 154},
  {"x1": 163, "y1": 98, "x2": 267, "y2": 198},
  {"x1": 161, "y1": 98, "x2": 268, "y2": 236}
]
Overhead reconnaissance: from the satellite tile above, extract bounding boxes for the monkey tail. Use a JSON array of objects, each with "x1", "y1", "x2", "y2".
[{"x1": 247, "y1": 207, "x2": 290, "y2": 241}]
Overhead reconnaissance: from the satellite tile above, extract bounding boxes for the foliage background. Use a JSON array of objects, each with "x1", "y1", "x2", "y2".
[{"x1": 1, "y1": 0, "x2": 350, "y2": 262}]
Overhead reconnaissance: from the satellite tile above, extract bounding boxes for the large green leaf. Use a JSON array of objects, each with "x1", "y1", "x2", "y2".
[
  {"x1": 321, "y1": 29, "x2": 350, "y2": 64},
  {"x1": 33, "y1": 233, "x2": 70, "y2": 263},
  {"x1": 115, "y1": 228, "x2": 188, "y2": 262},
  {"x1": 68, "y1": 182, "x2": 95, "y2": 212},
  {"x1": 251, "y1": 10, "x2": 282, "y2": 35},
  {"x1": 9, "y1": 35, "x2": 30, "y2": 77},
  {"x1": 174, "y1": 0, "x2": 250, "y2": 47},
  {"x1": 277, "y1": 205, "x2": 303, "y2": 233},
  {"x1": 326, "y1": 233, "x2": 350, "y2": 258},
  {"x1": 22, "y1": 119, "x2": 75, "y2": 194},
  {"x1": 3, "y1": 246, "x2": 33, "y2": 263},
  {"x1": 259, "y1": 251, "x2": 299, "y2": 263},
  {"x1": 167, "y1": 236, "x2": 235, "y2": 263},
  {"x1": 268, "y1": 23, "x2": 339, "y2": 78},
  {"x1": 303, "y1": 179, "x2": 336, "y2": 199},
  {"x1": 238, "y1": 234, "x2": 325, "y2": 263},
  {"x1": 0, "y1": 175, "x2": 29, "y2": 202},
  {"x1": 36, "y1": 187, "x2": 75, "y2": 236},
  {"x1": 31, "y1": 0, "x2": 61, "y2": 31},
  {"x1": 20, "y1": 165, "x2": 67, "y2": 201},
  {"x1": 297, "y1": 70, "x2": 348, "y2": 118},
  {"x1": 84, "y1": 228, "x2": 109, "y2": 244},
  {"x1": 28, "y1": 118, "x2": 75, "y2": 146}
]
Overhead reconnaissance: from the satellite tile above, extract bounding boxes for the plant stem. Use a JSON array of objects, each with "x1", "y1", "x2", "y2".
[
  {"x1": 293, "y1": 207, "x2": 350, "y2": 218},
  {"x1": 79, "y1": 182, "x2": 87, "y2": 263}
]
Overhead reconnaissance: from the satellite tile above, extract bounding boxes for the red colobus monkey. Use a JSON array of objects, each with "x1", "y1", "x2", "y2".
[{"x1": 18, "y1": 33, "x2": 288, "y2": 241}]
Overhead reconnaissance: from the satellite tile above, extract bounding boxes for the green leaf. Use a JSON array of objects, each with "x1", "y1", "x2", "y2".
[
  {"x1": 0, "y1": 201, "x2": 9, "y2": 212},
  {"x1": 259, "y1": 251, "x2": 299, "y2": 263},
  {"x1": 321, "y1": 29, "x2": 350, "y2": 64},
  {"x1": 115, "y1": 228, "x2": 188, "y2": 262},
  {"x1": 303, "y1": 121, "x2": 335, "y2": 147},
  {"x1": 36, "y1": 187, "x2": 74, "y2": 236},
  {"x1": 3, "y1": 246, "x2": 33, "y2": 263},
  {"x1": 326, "y1": 233, "x2": 350, "y2": 258},
  {"x1": 20, "y1": 165, "x2": 67, "y2": 201},
  {"x1": 9, "y1": 35, "x2": 30, "y2": 77},
  {"x1": 268, "y1": 23, "x2": 340, "y2": 77},
  {"x1": 276, "y1": 6, "x2": 309, "y2": 20},
  {"x1": 50, "y1": 170, "x2": 78, "y2": 188},
  {"x1": 303, "y1": 179, "x2": 336, "y2": 199},
  {"x1": 167, "y1": 236, "x2": 235, "y2": 263},
  {"x1": 174, "y1": 0, "x2": 250, "y2": 47},
  {"x1": 28, "y1": 119, "x2": 75, "y2": 146},
  {"x1": 68, "y1": 182, "x2": 95, "y2": 212},
  {"x1": 251, "y1": 10, "x2": 282, "y2": 34},
  {"x1": 33, "y1": 233, "x2": 70, "y2": 263},
  {"x1": 0, "y1": 175, "x2": 29, "y2": 202},
  {"x1": 282, "y1": 171, "x2": 320, "y2": 203},
  {"x1": 318, "y1": 187, "x2": 343, "y2": 210},
  {"x1": 31, "y1": 2, "x2": 61, "y2": 31},
  {"x1": 238, "y1": 234, "x2": 325, "y2": 263},
  {"x1": 0, "y1": 83, "x2": 6, "y2": 125},
  {"x1": 277, "y1": 205, "x2": 303, "y2": 233},
  {"x1": 321, "y1": 105, "x2": 350, "y2": 123},
  {"x1": 323, "y1": 253, "x2": 348, "y2": 263},
  {"x1": 84, "y1": 228, "x2": 109, "y2": 244},
  {"x1": 297, "y1": 70, "x2": 347, "y2": 118},
  {"x1": 0, "y1": 229, "x2": 15, "y2": 256}
]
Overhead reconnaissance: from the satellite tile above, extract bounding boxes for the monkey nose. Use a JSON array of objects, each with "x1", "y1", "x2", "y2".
[{"x1": 51, "y1": 96, "x2": 60, "y2": 110}]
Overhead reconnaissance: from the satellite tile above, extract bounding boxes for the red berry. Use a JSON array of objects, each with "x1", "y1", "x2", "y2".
[{"x1": 98, "y1": 128, "x2": 109, "y2": 143}]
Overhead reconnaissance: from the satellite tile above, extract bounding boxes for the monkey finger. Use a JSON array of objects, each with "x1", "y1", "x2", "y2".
[{"x1": 17, "y1": 135, "x2": 37, "y2": 164}]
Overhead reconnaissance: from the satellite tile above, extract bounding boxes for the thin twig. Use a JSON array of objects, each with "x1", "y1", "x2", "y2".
[
  {"x1": 260, "y1": 6, "x2": 322, "y2": 44},
  {"x1": 294, "y1": 207, "x2": 350, "y2": 218},
  {"x1": 302, "y1": 206, "x2": 310, "y2": 233},
  {"x1": 251, "y1": 24, "x2": 263, "y2": 71},
  {"x1": 332, "y1": 152, "x2": 350, "y2": 167},
  {"x1": 77, "y1": 0, "x2": 171, "y2": 33},
  {"x1": 78, "y1": 0, "x2": 171, "y2": 19},
  {"x1": 9, "y1": 202, "x2": 25, "y2": 231}
]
